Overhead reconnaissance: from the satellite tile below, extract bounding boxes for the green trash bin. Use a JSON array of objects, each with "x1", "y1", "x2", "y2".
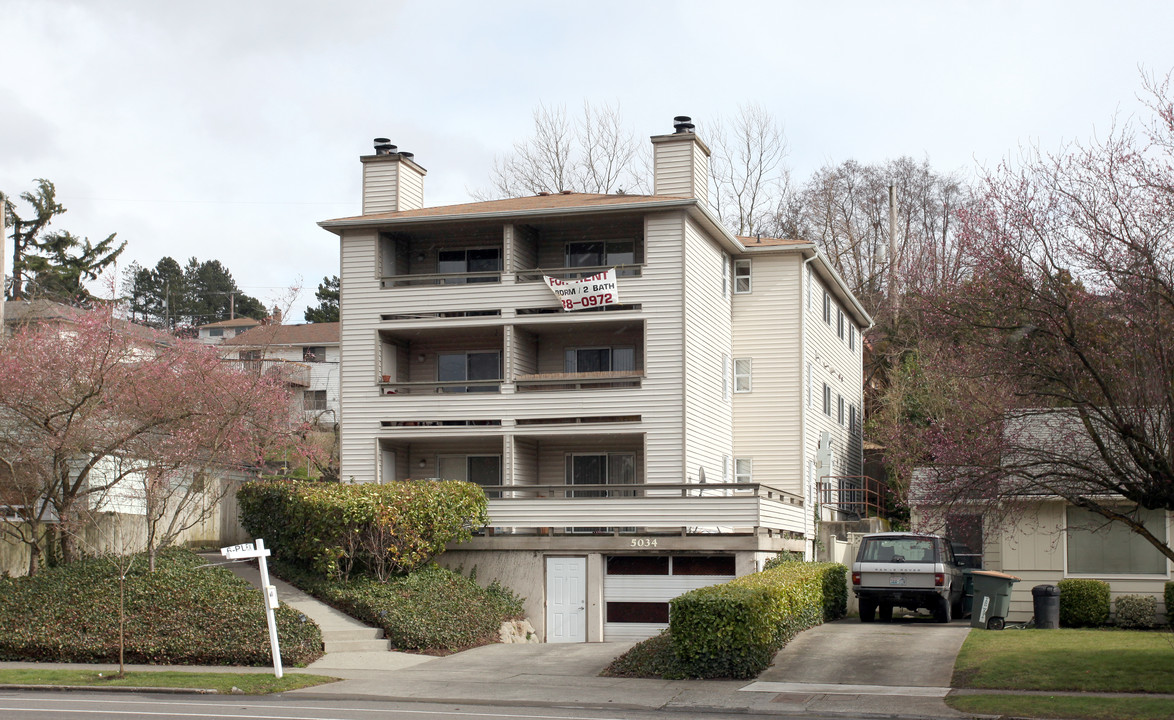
[
  {"x1": 970, "y1": 570, "x2": 1020, "y2": 630},
  {"x1": 961, "y1": 568, "x2": 975, "y2": 617}
]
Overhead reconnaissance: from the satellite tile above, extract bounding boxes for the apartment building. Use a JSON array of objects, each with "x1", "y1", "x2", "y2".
[
  {"x1": 319, "y1": 120, "x2": 871, "y2": 642},
  {"x1": 221, "y1": 322, "x2": 341, "y2": 427}
]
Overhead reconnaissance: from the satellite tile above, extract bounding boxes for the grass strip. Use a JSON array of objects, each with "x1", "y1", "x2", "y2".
[
  {"x1": 953, "y1": 629, "x2": 1174, "y2": 693},
  {"x1": 947, "y1": 693, "x2": 1174, "y2": 720},
  {"x1": 0, "y1": 669, "x2": 339, "y2": 695}
]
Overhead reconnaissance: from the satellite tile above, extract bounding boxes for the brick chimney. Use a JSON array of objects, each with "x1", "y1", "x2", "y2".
[
  {"x1": 650, "y1": 116, "x2": 710, "y2": 201},
  {"x1": 361, "y1": 138, "x2": 427, "y2": 214}
]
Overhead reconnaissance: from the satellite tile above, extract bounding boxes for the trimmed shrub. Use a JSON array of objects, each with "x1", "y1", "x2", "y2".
[
  {"x1": 273, "y1": 560, "x2": 523, "y2": 653},
  {"x1": 669, "y1": 562, "x2": 846, "y2": 679},
  {"x1": 237, "y1": 478, "x2": 488, "y2": 579},
  {"x1": 1057, "y1": 578, "x2": 1111, "y2": 627},
  {"x1": 0, "y1": 548, "x2": 322, "y2": 665},
  {"x1": 1166, "y1": 582, "x2": 1174, "y2": 627},
  {"x1": 1114, "y1": 594, "x2": 1157, "y2": 629}
]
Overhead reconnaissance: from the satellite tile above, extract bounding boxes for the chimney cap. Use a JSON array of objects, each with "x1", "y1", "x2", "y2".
[
  {"x1": 373, "y1": 138, "x2": 397, "y2": 155},
  {"x1": 399, "y1": 151, "x2": 415, "y2": 159},
  {"x1": 673, "y1": 116, "x2": 695, "y2": 134}
]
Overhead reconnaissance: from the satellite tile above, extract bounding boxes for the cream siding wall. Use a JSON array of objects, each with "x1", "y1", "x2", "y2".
[
  {"x1": 682, "y1": 217, "x2": 732, "y2": 487},
  {"x1": 361, "y1": 162, "x2": 398, "y2": 215},
  {"x1": 731, "y1": 253, "x2": 803, "y2": 494},
  {"x1": 803, "y1": 267, "x2": 865, "y2": 494},
  {"x1": 397, "y1": 165, "x2": 424, "y2": 211},
  {"x1": 653, "y1": 140, "x2": 698, "y2": 197}
]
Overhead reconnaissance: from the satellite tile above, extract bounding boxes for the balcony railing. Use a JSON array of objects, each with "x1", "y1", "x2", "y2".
[
  {"x1": 479, "y1": 482, "x2": 806, "y2": 533},
  {"x1": 515, "y1": 264, "x2": 643, "y2": 282},
  {"x1": 226, "y1": 359, "x2": 310, "y2": 387},
  {"x1": 817, "y1": 476, "x2": 890, "y2": 520},
  {"x1": 379, "y1": 378, "x2": 502, "y2": 395},
  {"x1": 514, "y1": 370, "x2": 642, "y2": 391},
  {"x1": 382, "y1": 271, "x2": 502, "y2": 288}
]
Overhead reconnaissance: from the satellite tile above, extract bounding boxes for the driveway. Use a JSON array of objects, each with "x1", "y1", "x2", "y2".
[{"x1": 758, "y1": 616, "x2": 971, "y2": 687}]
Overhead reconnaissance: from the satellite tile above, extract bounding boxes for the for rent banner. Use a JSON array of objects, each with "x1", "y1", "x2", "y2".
[{"x1": 544, "y1": 269, "x2": 621, "y2": 311}]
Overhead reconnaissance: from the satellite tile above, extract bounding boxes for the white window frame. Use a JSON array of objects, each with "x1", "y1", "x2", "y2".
[
  {"x1": 837, "y1": 309, "x2": 845, "y2": 340},
  {"x1": 823, "y1": 383, "x2": 831, "y2": 416},
  {"x1": 734, "y1": 259, "x2": 752, "y2": 294},
  {"x1": 823, "y1": 291, "x2": 831, "y2": 325},
  {"x1": 734, "y1": 357, "x2": 752, "y2": 393},
  {"x1": 1064, "y1": 505, "x2": 1170, "y2": 577},
  {"x1": 837, "y1": 394, "x2": 845, "y2": 425},
  {"x1": 849, "y1": 324, "x2": 856, "y2": 351},
  {"x1": 734, "y1": 458, "x2": 753, "y2": 484}
]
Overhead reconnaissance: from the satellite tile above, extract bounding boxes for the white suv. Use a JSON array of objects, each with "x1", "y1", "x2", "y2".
[{"x1": 851, "y1": 532, "x2": 964, "y2": 623}]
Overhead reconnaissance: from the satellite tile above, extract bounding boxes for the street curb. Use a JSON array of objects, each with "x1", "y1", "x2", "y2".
[{"x1": 0, "y1": 684, "x2": 218, "y2": 695}]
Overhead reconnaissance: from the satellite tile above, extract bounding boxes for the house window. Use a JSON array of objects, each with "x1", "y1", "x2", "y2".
[
  {"x1": 303, "y1": 346, "x2": 326, "y2": 363},
  {"x1": 822, "y1": 383, "x2": 831, "y2": 416},
  {"x1": 734, "y1": 458, "x2": 753, "y2": 484},
  {"x1": 438, "y1": 351, "x2": 500, "y2": 393},
  {"x1": 438, "y1": 455, "x2": 502, "y2": 497},
  {"x1": 1066, "y1": 506, "x2": 1168, "y2": 575},
  {"x1": 849, "y1": 324, "x2": 856, "y2": 351},
  {"x1": 565, "y1": 240, "x2": 637, "y2": 276},
  {"x1": 849, "y1": 404, "x2": 858, "y2": 434},
  {"x1": 438, "y1": 247, "x2": 501, "y2": 283},
  {"x1": 734, "y1": 358, "x2": 752, "y2": 393},
  {"x1": 722, "y1": 353, "x2": 730, "y2": 401},
  {"x1": 734, "y1": 259, "x2": 752, "y2": 293},
  {"x1": 208, "y1": 328, "x2": 224, "y2": 337},
  {"x1": 567, "y1": 453, "x2": 636, "y2": 498},
  {"x1": 823, "y1": 291, "x2": 830, "y2": 324},
  {"x1": 303, "y1": 390, "x2": 327, "y2": 411},
  {"x1": 564, "y1": 347, "x2": 635, "y2": 373},
  {"x1": 837, "y1": 309, "x2": 845, "y2": 340},
  {"x1": 837, "y1": 394, "x2": 845, "y2": 425},
  {"x1": 239, "y1": 349, "x2": 262, "y2": 373}
]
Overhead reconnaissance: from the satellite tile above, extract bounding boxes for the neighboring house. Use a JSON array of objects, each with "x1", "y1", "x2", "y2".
[
  {"x1": 2, "y1": 299, "x2": 164, "y2": 345},
  {"x1": 912, "y1": 409, "x2": 1172, "y2": 624},
  {"x1": 196, "y1": 317, "x2": 262, "y2": 345},
  {"x1": 318, "y1": 120, "x2": 871, "y2": 642},
  {"x1": 221, "y1": 322, "x2": 341, "y2": 427}
]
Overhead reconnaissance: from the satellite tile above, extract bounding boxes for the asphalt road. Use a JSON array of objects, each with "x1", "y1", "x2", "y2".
[{"x1": 0, "y1": 692, "x2": 843, "y2": 720}]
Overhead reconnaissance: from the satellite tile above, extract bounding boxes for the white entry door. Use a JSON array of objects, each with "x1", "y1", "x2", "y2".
[{"x1": 546, "y1": 556, "x2": 586, "y2": 643}]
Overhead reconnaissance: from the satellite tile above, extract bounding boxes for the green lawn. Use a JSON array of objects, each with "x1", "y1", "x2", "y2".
[
  {"x1": 947, "y1": 629, "x2": 1174, "y2": 720},
  {"x1": 0, "y1": 669, "x2": 338, "y2": 694},
  {"x1": 952, "y1": 628, "x2": 1174, "y2": 693}
]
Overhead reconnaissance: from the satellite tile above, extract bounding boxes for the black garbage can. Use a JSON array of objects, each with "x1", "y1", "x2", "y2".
[{"x1": 1032, "y1": 584, "x2": 1060, "y2": 629}]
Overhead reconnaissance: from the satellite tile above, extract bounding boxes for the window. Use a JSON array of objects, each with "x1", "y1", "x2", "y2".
[
  {"x1": 564, "y1": 347, "x2": 635, "y2": 373},
  {"x1": 837, "y1": 394, "x2": 844, "y2": 425},
  {"x1": 438, "y1": 351, "x2": 500, "y2": 392},
  {"x1": 849, "y1": 404, "x2": 858, "y2": 434},
  {"x1": 565, "y1": 240, "x2": 637, "y2": 276},
  {"x1": 722, "y1": 253, "x2": 729, "y2": 297},
  {"x1": 438, "y1": 247, "x2": 501, "y2": 283},
  {"x1": 208, "y1": 327, "x2": 224, "y2": 337},
  {"x1": 823, "y1": 291, "x2": 831, "y2": 324},
  {"x1": 734, "y1": 357, "x2": 752, "y2": 393},
  {"x1": 303, "y1": 346, "x2": 326, "y2": 363},
  {"x1": 438, "y1": 455, "x2": 502, "y2": 497},
  {"x1": 849, "y1": 324, "x2": 856, "y2": 351},
  {"x1": 733, "y1": 259, "x2": 752, "y2": 293},
  {"x1": 567, "y1": 453, "x2": 636, "y2": 498},
  {"x1": 722, "y1": 353, "x2": 730, "y2": 400},
  {"x1": 1066, "y1": 506, "x2": 1168, "y2": 575},
  {"x1": 837, "y1": 309, "x2": 844, "y2": 340},
  {"x1": 303, "y1": 390, "x2": 327, "y2": 411},
  {"x1": 734, "y1": 458, "x2": 753, "y2": 484},
  {"x1": 822, "y1": 383, "x2": 831, "y2": 416},
  {"x1": 239, "y1": 349, "x2": 262, "y2": 373}
]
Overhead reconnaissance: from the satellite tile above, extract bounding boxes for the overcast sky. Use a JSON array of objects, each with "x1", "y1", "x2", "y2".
[{"x1": 4, "y1": 0, "x2": 1173, "y2": 320}]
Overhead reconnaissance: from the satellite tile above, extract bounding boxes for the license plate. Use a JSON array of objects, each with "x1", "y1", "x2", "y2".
[{"x1": 889, "y1": 575, "x2": 907, "y2": 586}]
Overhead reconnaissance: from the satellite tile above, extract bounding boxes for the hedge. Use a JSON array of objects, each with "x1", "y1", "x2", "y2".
[
  {"x1": 668, "y1": 562, "x2": 846, "y2": 679},
  {"x1": 0, "y1": 548, "x2": 322, "y2": 665},
  {"x1": 1114, "y1": 594, "x2": 1157, "y2": 629},
  {"x1": 1166, "y1": 582, "x2": 1174, "y2": 626},
  {"x1": 1058, "y1": 578, "x2": 1111, "y2": 627},
  {"x1": 237, "y1": 478, "x2": 488, "y2": 579},
  {"x1": 273, "y1": 561, "x2": 523, "y2": 653}
]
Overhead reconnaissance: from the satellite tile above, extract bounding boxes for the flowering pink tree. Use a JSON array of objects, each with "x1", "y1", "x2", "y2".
[
  {"x1": 0, "y1": 307, "x2": 303, "y2": 574},
  {"x1": 881, "y1": 76, "x2": 1174, "y2": 561}
]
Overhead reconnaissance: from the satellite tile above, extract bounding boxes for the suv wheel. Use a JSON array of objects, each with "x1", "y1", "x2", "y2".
[
  {"x1": 933, "y1": 595, "x2": 952, "y2": 623},
  {"x1": 860, "y1": 599, "x2": 877, "y2": 623},
  {"x1": 878, "y1": 603, "x2": 893, "y2": 623}
]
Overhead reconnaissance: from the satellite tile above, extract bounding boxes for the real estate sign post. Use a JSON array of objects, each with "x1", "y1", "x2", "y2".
[{"x1": 221, "y1": 539, "x2": 283, "y2": 678}]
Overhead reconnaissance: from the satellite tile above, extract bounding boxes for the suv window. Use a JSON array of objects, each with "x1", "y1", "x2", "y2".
[{"x1": 858, "y1": 537, "x2": 939, "y2": 564}]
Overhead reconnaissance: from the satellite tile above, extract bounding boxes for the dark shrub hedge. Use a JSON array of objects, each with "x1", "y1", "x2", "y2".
[
  {"x1": 1166, "y1": 582, "x2": 1174, "y2": 627},
  {"x1": 0, "y1": 548, "x2": 322, "y2": 665},
  {"x1": 237, "y1": 478, "x2": 488, "y2": 579},
  {"x1": 668, "y1": 562, "x2": 846, "y2": 679},
  {"x1": 1058, "y1": 578, "x2": 1111, "y2": 627},
  {"x1": 273, "y1": 561, "x2": 523, "y2": 653}
]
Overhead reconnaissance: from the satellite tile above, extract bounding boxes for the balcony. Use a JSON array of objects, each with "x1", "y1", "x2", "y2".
[
  {"x1": 226, "y1": 358, "x2": 310, "y2": 387},
  {"x1": 481, "y1": 482, "x2": 806, "y2": 534},
  {"x1": 514, "y1": 370, "x2": 642, "y2": 392}
]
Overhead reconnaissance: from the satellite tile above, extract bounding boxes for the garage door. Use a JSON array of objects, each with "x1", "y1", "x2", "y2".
[{"x1": 603, "y1": 554, "x2": 736, "y2": 641}]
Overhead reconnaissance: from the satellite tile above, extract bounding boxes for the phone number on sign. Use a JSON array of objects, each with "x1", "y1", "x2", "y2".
[{"x1": 561, "y1": 293, "x2": 614, "y2": 310}]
